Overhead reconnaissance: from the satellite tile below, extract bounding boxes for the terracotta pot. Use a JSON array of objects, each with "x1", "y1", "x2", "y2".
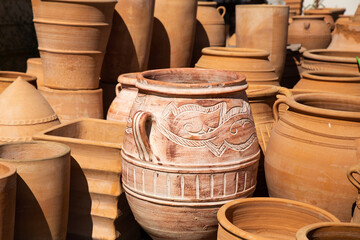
[
  {"x1": 0, "y1": 78, "x2": 60, "y2": 142},
  {"x1": 107, "y1": 72, "x2": 138, "y2": 122},
  {"x1": 99, "y1": 80, "x2": 117, "y2": 117},
  {"x1": 328, "y1": 19, "x2": 360, "y2": 51},
  {"x1": 0, "y1": 163, "x2": 16, "y2": 240},
  {"x1": 191, "y1": 1, "x2": 226, "y2": 66},
  {"x1": 33, "y1": 119, "x2": 141, "y2": 240},
  {"x1": 195, "y1": 47, "x2": 279, "y2": 85},
  {"x1": 347, "y1": 146, "x2": 360, "y2": 224},
  {"x1": 227, "y1": 33, "x2": 236, "y2": 48},
  {"x1": 0, "y1": 141, "x2": 70, "y2": 240},
  {"x1": 148, "y1": 0, "x2": 197, "y2": 69},
  {"x1": 38, "y1": 86, "x2": 103, "y2": 123},
  {"x1": 304, "y1": 8, "x2": 345, "y2": 31},
  {"x1": 294, "y1": 71, "x2": 360, "y2": 96},
  {"x1": 236, "y1": 5, "x2": 289, "y2": 78},
  {"x1": 0, "y1": 71, "x2": 36, "y2": 93},
  {"x1": 302, "y1": 49, "x2": 360, "y2": 73},
  {"x1": 122, "y1": 68, "x2": 260, "y2": 240},
  {"x1": 335, "y1": 15, "x2": 353, "y2": 24},
  {"x1": 26, "y1": 58, "x2": 43, "y2": 87},
  {"x1": 288, "y1": 16, "x2": 331, "y2": 50},
  {"x1": 265, "y1": 93, "x2": 360, "y2": 221},
  {"x1": 283, "y1": 0, "x2": 304, "y2": 15},
  {"x1": 101, "y1": 0, "x2": 155, "y2": 83},
  {"x1": 296, "y1": 222, "x2": 360, "y2": 240},
  {"x1": 217, "y1": 197, "x2": 339, "y2": 240},
  {"x1": 32, "y1": 0, "x2": 116, "y2": 89}
]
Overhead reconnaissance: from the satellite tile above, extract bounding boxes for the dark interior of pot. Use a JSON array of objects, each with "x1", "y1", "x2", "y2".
[{"x1": 306, "y1": 225, "x2": 360, "y2": 240}]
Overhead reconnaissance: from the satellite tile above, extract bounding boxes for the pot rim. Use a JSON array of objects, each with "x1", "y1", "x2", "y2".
[
  {"x1": 201, "y1": 47, "x2": 270, "y2": 58},
  {"x1": 246, "y1": 85, "x2": 281, "y2": 98},
  {"x1": 302, "y1": 70, "x2": 360, "y2": 82},
  {"x1": 296, "y1": 222, "x2": 360, "y2": 240},
  {"x1": 218, "y1": 197, "x2": 340, "y2": 240},
  {"x1": 292, "y1": 15, "x2": 326, "y2": 20},
  {"x1": 42, "y1": 0, "x2": 117, "y2": 3},
  {"x1": 26, "y1": 58, "x2": 42, "y2": 65},
  {"x1": 197, "y1": 1, "x2": 217, "y2": 7},
  {"x1": 303, "y1": 49, "x2": 360, "y2": 63},
  {"x1": 236, "y1": 4, "x2": 289, "y2": 9},
  {"x1": 0, "y1": 71, "x2": 37, "y2": 82},
  {"x1": 0, "y1": 162, "x2": 16, "y2": 180},
  {"x1": 117, "y1": 72, "x2": 138, "y2": 86},
  {"x1": 38, "y1": 86, "x2": 103, "y2": 94}
]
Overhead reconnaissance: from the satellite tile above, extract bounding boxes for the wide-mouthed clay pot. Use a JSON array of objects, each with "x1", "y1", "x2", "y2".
[
  {"x1": 304, "y1": 8, "x2": 345, "y2": 31},
  {"x1": 236, "y1": 5, "x2": 289, "y2": 78},
  {"x1": 0, "y1": 141, "x2": 70, "y2": 240},
  {"x1": 101, "y1": 0, "x2": 155, "y2": 83},
  {"x1": 26, "y1": 58, "x2": 43, "y2": 87},
  {"x1": 347, "y1": 147, "x2": 360, "y2": 224},
  {"x1": 0, "y1": 163, "x2": 16, "y2": 240},
  {"x1": 122, "y1": 68, "x2": 260, "y2": 240},
  {"x1": 265, "y1": 93, "x2": 360, "y2": 221},
  {"x1": 195, "y1": 47, "x2": 279, "y2": 85},
  {"x1": 0, "y1": 71, "x2": 36, "y2": 93},
  {"x1": 33, "y1": 119, "x2": 141, "y2": 240},
  {"x1": 296, "y1": 222, "x2": 360, "y2": 240},
  {"x1": 217, "y1": 197, "x2": 339, "y2": 240}
]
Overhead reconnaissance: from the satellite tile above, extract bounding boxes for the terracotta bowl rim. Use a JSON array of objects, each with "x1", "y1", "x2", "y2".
[
  {"x1": 296, "y1": 222, "x2": 360, "y2": 240},
  {"x1": 197, "y1": 1, "x2": 217, "y2": 7},
  {"x1": 236, "y1": 4, "x2": 289, "y2": 9},
  {"x1": 0, "y1": 71, "x2": 37, "y2": 82},
  {"x1": 0, "y1": 162, "x2": 16, "y2": 180},
  {"x1": 38, "y1": 86, "x2": 103, "y2": 94},
  {"x1": 246, "y1": 85, "x2": 282, "y2": 98},
  {"x1": 302, "y1": 70, "x2": 360, "y2": 82},
  {"x1": 45, "y1": 0, "x2": 117, "y2": 3},
  {"x1": 291, "y1": 15, "x2": 326, "y2": 20},
  {"x1": 26, "y1": 58, "x2": 42, "y2": 65},
  {"x1": 117, "y1": 72, "x2": 138, "y2": 86},
  {"x1": 201, "y1": 47, "x2": 270, "y2": 58},
  {"x1": 303, "y1": 49, "x2": 360, "y2": 63}
]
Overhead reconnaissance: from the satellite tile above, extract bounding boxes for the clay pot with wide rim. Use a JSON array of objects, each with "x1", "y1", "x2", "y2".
[
  {"x1": 121, "y1": 68, "x2": 260, "y2": 240},
  {"x1": 26, "y1": 58, "x2": 43, "y2": 87},
  {"x1": 217, "y1": 197, "x2": 339, "y2": 240},
  {"x1": 347, "y1": 144, "x2": 360, "y2": 224},
  {"x1": 195, "y1": 47, "x2": 279, "y2": 85},
  {"x1": 288, "y1": 16, "x2": 331, "y2": 50},
  {"x1": 0, "y1": 71, "x2": 36, "y2": 93},
  {"x1": 236, "y1": 5, "x2": 289, "y2": 78},
  {"x1": 304, "y1": 8, "x2": 346, "y2": 31},
  {"x1": 265, "y1": 93, "x2": 360, "y2": 221},
  {"x1": 0, "y1": 141, "x2": 71, "y2": 240},
  {"x1": 296, "y1": 222, "x2": 360, "y2": 240}
]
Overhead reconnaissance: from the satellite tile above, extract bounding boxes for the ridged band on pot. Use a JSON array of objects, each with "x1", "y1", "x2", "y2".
[
  {"x1": 26, "y1": 58, "x2": 43, "y2": 87},
  {"x1": 0, "y1": 141, "x2": 71, "y2": 240},
  {"x1": 217, "y1": 197, "x2": 339, "y2": 240},
  {"x1": 0, "y1": 71, "x2": 36, "y2": 93},
  {"x1": 195, "y1": 47, "x2": 279, "y2": 85},
  {"x1": 296, "y1": 222, "x2": 360, "y2": 240},
  {"x1": 347, "y1": 153, "x2": 360, "y2": 224},
  {"x1": 265, "y1": 93, "x2": 360, "y2": 221}
]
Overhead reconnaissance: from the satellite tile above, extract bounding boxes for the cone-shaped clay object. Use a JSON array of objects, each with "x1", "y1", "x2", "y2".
[{"x1": 0, "y1": 77, "x2": 60, "y2": 142}]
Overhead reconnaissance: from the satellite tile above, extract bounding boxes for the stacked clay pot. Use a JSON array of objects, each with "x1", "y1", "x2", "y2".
[
  {"x1": 121, "y1": 68, "x2": 260, "y2": 240},
  {"x1": 26, "y1": 58, "x2": 43, "y2": 87},
  {"x1": 0, "y1": 71, "x2": 36, "y2": 93},
  {"x1": 283, "y1": 0, "x2": 303, "y2": 15},
  {"x1": 265, "y1": 93, "x2": 360, "y2": 221},
  {"x1": 296, "y1": 223, "x2": 360, "y2": 240}
]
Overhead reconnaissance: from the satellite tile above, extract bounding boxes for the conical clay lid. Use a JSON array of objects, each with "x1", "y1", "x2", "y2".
[{"x1": 0, "y1": 77, "x2": 58, "y2": 125}]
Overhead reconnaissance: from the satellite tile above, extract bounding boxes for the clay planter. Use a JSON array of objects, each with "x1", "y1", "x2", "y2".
[
  {"x1": 26, "y1": 58, "x2": 43, "y2": 87},
  {"x1": 101, "y1": 0, "x2": 155, "y2": 83},
  {"x1": 328, "y1": 19, "x2": 360, "y2": 51},
  {"x1": 0, "y1": 71, "x2": 36, "y2": 93},
  {"x1": 107, "y1": 72, "x2": 138, "y2": 122},
  {"x1": 0, "y1": 163, "x2": 16, "y2": 240},
  {"x1": 236, "y1": 5, "x2": 289, "y2": 78},
  {"x1": 0, "y1": 141, "x2": 71, "y2": 240},
  {"x1": 296, "y1": 222, "x2": 360, "y2": 240},
  {"x1": 294, "y1": 71, "x2": 360, "y2": 96},
  {"x1": 304, "y1": 8, "x2": 346, "y2": 31},
  {"x1": 302, "y1": 49, "x2": 360, "y2": 73},
  {"x1": 122, "y1": 68, "x2": 260, "y2": 240},
  {"x1": 33, "y1": 119, "x2": 141, "y2": 240},
  {"x1": 191, "y1": 1, "x2": 226, "y2": 66},
  {"x1": 288, "y1": 16, "x2": 331, "y2": 50},
  {"x1": 148, "y1": 0, "x2": 198, "y2": 69},
  {"x1": 217, "y1": 197, "x2": 339, "y2": 240},
  {"x1": 195, "y1": 47, "x2": 279, "y2": 85},
  {"x1": 265, "y1": 93, "x2": 360, "y2": 221},
  {"x1": 38, "y1": 86, "x2": 103, "y2": 123},
  {"x1": 283, "y1": 0, "x2": 304, "y2": 15},
  {"x1": 347, "y1": 156, "x2": 360, "y2": 223}
]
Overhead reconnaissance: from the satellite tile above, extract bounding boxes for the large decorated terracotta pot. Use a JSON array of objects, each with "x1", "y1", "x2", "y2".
[
  {"x1": 265, "y1": 93, "x2": 360, "y2": 221},
  {"x1": 121, "y1": 68, "x2": 260, "y2": 240}
]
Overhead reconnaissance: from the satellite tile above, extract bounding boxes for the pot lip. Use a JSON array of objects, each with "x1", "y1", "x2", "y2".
[
  {"x1": 0, "y1": 162, "x2": 16, "y2": 180},
  {"x1": 292, "y1": 15, "x2": 326, "y2": 20},
  {"x1": 217, "y1": 197, "x2": 340, "y2": 240},
  {"x1": 117, "y1": 72, "x2": 138, "y2": 86},
  {"x1": 26, "y1": 58, "x2": 42, "y2": 65},
  {"x1": 246, "y1": 84, "x2": 281, "y2": 98},
  {"x1": 302, "y1": 70, "x2": 360, "y2": 82},
  {"x1": 0, "y1": 141, "x2": 70, "y2": 163},
  {"x1": 236, "y1": 4, "x2": 289, "y2": 9},
  {"x1": 38, "y1": 86, "x2": 103, "y2": 94},
  {"x1": 296, "y1": 222, "x2": 360, "y2": 240},
  {"x1": 303, "y1": 49, "x2": 359, "y2": 63},
  {"x1": 201, "y1": 47, "x2": 270, "y2": 58},
  {"x1": 42, "y1": 0, "x2": 117, "y2": 3},
  {"x1": 0, "y1": 71, "x2": 37, "y2": 82},
  {"x1": 136, "y1": 68, "x2": 248, "y2": 95},
  {"x1": 197, "y1": 1, "x2": 217, "y2": 7}
]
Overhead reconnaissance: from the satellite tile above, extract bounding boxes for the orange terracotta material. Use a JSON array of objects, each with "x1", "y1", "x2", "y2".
[
  {"x1": 39, "y1": 86, "x2": 103, "y2": 123},
  {"x1": 0, "y1": 78, "x2": 60, "y2": 142},
  {"x1": 304, "y1": 8, "x2": 345, "y2": 31},
  {"x1": 122, "y1": 68, "x2": 260, "y2": 240},
  {"x1": 236, "y1": 5, "x2": 289, "y2": 78},
  {"x1": 0, "y1": 71, "x2": 36, "y2": 93},
  {"x1": 296, "y1": 222, "x2": 360, "y2": 240},
  {"x1": 283, "y1": 0, "x2": 303, "y2": 15},
  {"x1": 217, "y1": 197, "x2": 339, "y2": 240},
  {"x1": 347, "y1": 142, "x2": 360, "y2": 224},
  {"x1": 26, "y1": 58, "x2": 43, "y2": 87},
  {"x1": 265, "y1": 93, "x2": 360, "y2": 221},
  {"x1": 336, "y1": 15, "x2": 353, "y2": 24},
  {"x1": 0, "y1": 141, "x2": 70, "y2": 240},
  {"x1": 195, "y1": 47, "x2": 279, "y2": 85},
  {"x1": 0, "y1": 163, "x2": 16, "y2": 240}
]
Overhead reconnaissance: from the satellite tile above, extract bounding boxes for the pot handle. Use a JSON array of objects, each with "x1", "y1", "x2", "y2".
[
  {"x1": 347, "y1": 164, "x2": 360, "y2": 191},
  {"x1": 277, "y1": 87, "x2": 292, "y2": 98},
  {"x1": 304, "y1": 22, "x2": 311, "y2": 30},
  {"x1": 115, "y1": 83, "x2": 122, "y2": 96},
  {"x1": 217, "y1": 6, "x2": 226, "y2": 18},
  {"x1": 132, "y1": 110, "x2": 154, "y2": 162},
  {"x1": 273, "y1": 97, "x2": 289, "y2": 123}
]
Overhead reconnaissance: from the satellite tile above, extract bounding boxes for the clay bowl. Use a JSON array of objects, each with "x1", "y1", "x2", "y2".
[
  {"x1": 217, "y1": 197, "x2": 340, "y2": 240},
  {"x1": 296, "y1": 222, "x2": 360, "y2": 240},
  {"x1": 0, "y1": 71, "x2": 36, "y2": 93}
]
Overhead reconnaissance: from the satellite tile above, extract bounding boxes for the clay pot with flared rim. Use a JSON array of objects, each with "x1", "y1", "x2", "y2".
[
  {"x1": 195, "y1": 47, "x2": 279, "y2": 85},
  {"x1": 26, "y1": 58, "x2": 43, "y2": 87},
  {"x1": 302, "y1": 49, "x2": 360, "y2": 73},
  {"x1": 0, "y1": 71, "x2": 36, "y2": 93},
  {"x1": 347, "y1": 154, "x2": 360, "y2": 224},
  {"x1": 0, "y1": 141, "x2": 71, "y2": 240},
  {"x1": 148, "y1": 0, "x2": 198, "y2": 69},
  {"x1": 236, "y1": 5, "x2": 289, "y2": 79},
  {"x1": 217, "y1": 197, "x2": 339, "y2": 240},
  {"x1": 288, "y1": 16, "x2": 331, "y2": 50},
  {"x1": 304, "y1": 8, "x2": 345, "y2": 31},
  {"x1": 106, "y1": 72, "x2": 138, "y2": 122},
  {"x1": 283, "y1": 0, "x2": 304, "y2": 15},
  {"x1": 0, "y1": 163, "x2": 16, "y2": 240},
  {"x1": 328, "y1": 21, "x2": 360, "y2": 51},
  {"x1": 265, "y1": 93, "x2": 360, "y2": 221},
  {"x1": 296, "y1": 222, "x2": 360, "y2": 240},
  {"x1": 38, "y1": 86, "x2": 103, "y2": 123},
  {"x1": 294, "y1": 71, "x2": 360, "y2": 96},
  {"x1": 121, "y1": 68, "x2": 260, "y2": 240}
]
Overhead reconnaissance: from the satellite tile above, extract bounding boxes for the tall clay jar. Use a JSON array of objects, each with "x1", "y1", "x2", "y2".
[
  {"x1": 236, "y1": 5, "x2": 289, "y2": 78},
  {"x1": 148, "y1": 0, "x2": 198, "y2": 69},
  {"x1": 0, "y1": 141, "x2": 71, "y2": 240},
  {"x1": 121, "y1": 68, "x2": 260, "y2": 240}
]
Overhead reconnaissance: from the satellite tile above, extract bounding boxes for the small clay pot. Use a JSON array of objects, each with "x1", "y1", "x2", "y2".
[
  {"x1": 26, "y1": 58, "x2": 43, "y2": 87},
  {"x1": 296, "y1": 222, "x2": 360, "y2": 240},
  {"x1": 0, "y1": 71, "x2": 36, "y2": 93}
]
